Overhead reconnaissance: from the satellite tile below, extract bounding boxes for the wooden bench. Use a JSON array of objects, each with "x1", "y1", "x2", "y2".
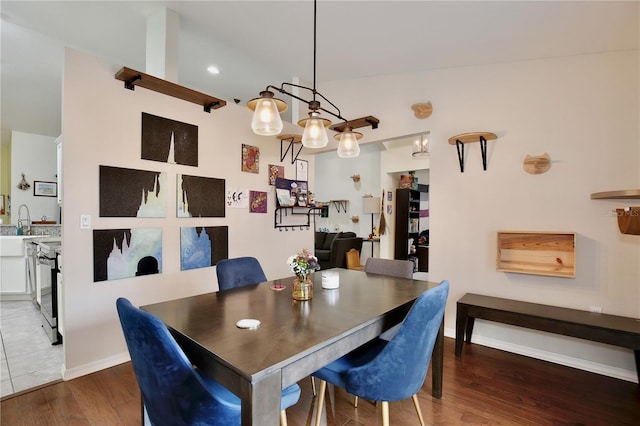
[{"x1": 455, "y1": 293, "x2": 640, "y2": 383}]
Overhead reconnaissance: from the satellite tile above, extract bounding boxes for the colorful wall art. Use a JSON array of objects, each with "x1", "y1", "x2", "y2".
[
  {"x1": 141, "y1": 112, "x2": 198, "y2": 166},
  {"x1": 275, "y1": 178, "x2": 307, "y2": 207},
  {"x1": 268, "y1": 164, "x2": 284, "y2": 185},
  {"x1": 226, "y1": 188, "x2": 249, "y2": 208},
  {"x1": 249, "y1": 191, "x2": 267, "y2": 213},
  {"x1": 93, "y1": 228, "x2": 162, "y2": 282},
  {"x1": 99, "y1": 165, "x2": 166, "y2": 217},
  {"x1": 180, "y1": 226, "x2": 229, "y2": 270},
  {"x1": 241, "y1": 144, "x2": 259, "y2": 173},
  {"x1": 177, "y1": 174, "x2": 225, "y2": 217}
]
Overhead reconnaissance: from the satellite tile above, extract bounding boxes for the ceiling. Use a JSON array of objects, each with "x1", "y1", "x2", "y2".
[{"x1": 1, "y1": 1, "x2": 638, "y2": 140}]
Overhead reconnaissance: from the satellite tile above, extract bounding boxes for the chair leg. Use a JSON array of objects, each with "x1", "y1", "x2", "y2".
[
  {"x1": 381, "y1": 401, "x2": 390, "y2": 426},
  {"x1": 311, "y1": 376, "x2": 317, "y2": 397},
  {"x1": 315, "y1": 379, "x2": 327, "y2": 426},
  {"x1": 411, "y1": 394, "x2": 425, "y2": 426},
  {"x1": 280, "y1": 410, "x2": 288, "y2": 426},
  {"x1": 354, "y1": 395, "x2": 358, "y2": 407}
]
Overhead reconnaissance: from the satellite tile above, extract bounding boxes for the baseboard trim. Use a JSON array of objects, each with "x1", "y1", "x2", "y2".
[
  {"x1": 62, "y1": 352, "x2": 130, "y2": 381},
  {"x1": 444, "y1": 327, "x2": 637, "y2": 384}
]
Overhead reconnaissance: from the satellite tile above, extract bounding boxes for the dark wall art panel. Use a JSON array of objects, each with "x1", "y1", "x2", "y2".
[
  {"x1": 141, "y1": 112, "x2": 198, "y2": 166},
  {"x1": 93, "y1": 228, "x2": 162, "y2": 282},
  {"x1": 180, "y1": 226, "x2": 229, "y2": 270},
  {"x1": 99, "y1": 165, "x2": 166, "y2": 217},
  {"x1": 177, "y1": 174, "x2": 225, "y2": 217}
]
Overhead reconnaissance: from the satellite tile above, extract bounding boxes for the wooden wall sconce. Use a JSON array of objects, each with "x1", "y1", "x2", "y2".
[
  {"x1": 411, "y1": 102, "x2": 433, "y2": 119},
  {"x1": 350, "y1": 174, "x2": 361, "y2": 182},
  {"x1": 523, "y1": 153, "x2": 551, "y2": 174}
]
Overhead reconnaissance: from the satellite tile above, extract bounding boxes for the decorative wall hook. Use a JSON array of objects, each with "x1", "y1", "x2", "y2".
[
  {"x1": 411, "y1": 101, "x2": 433, "y2": 119},
  {"x1": 350, "y1": 174, "x2": 361, "y2": 182},
  {"x1": 523, "y1": 153, "x2": 551, "y2": 174}
]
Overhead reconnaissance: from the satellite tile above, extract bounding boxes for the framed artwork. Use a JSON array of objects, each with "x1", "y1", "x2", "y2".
[
  {"x1": 180, "y1": 226, "x2": 229, "y2": 270},
  {"x1": 0, "y1": 195, "x2": 4, "y2": 214},
  {"x1": 93, "y1": 228, "x2": 162, "y2": 282},
  {"x1": 34, "y1": 181, "x2": 57, "y2": 197},
  {"x1": 177, "y1": 174, "x2": 225, "y2": 218},
  {"x1": 268, "y1": 164, "x2": 284, "y2": 185},
  {"x1": 242, "y1": 144, "x2": 260, "y2": 173},
  {"x1": 295, "y1": 159, "x2": 308, "y2": 181},
  {"x1": 249, "y1": 191, "x2": 267, "y2": 213},
  {"x1": 226, "y1": 188, "x2": 249, "y2": 208},
  {"x1": 387, "y1": 191, "x2": 393, "y2": 201},
  {"x1": 141, "y1": 112, "x2": 198, "y2": 166},
  {"x1": 99, "y1": 165, "x2": 166, "y2": 217}
]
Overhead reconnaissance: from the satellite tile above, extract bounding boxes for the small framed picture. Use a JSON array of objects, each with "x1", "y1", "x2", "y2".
[
  {"x1": 295, "y1": 159, "x2": 308, "y2": 181},
  {"x1": 34, "y1": 181, "x2": 57, "y2": 197}
]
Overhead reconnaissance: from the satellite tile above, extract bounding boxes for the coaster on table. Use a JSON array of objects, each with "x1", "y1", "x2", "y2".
[
  {"x1": 270, "y1": 284, "x2": 286, "y2": 291},
  {"x1": 236, "y1": 319, "x2": 261, "y2": 329}
]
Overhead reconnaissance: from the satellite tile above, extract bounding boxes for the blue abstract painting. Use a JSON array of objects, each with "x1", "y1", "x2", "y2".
[{"x1": 180, "y1": 226, "x2": 228, "y2": 270}]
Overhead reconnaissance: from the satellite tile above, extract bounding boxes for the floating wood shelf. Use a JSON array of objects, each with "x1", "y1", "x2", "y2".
[
  {"x1": 497, "y1": 231, "x2": 576, "y2": 278},
  {"x1": 590, "y1": 189, "x2": 640, "y2": 199},
  {"x1": 115, "y1": 67, "x2": 226, "y2": 112},
  {"x1": 275, "y1": 134, "x2": 303, "y2": 164},
  {"x1": 448, "y1": 132, "x2": 498, "y2": 172},
  {"x1": 329, "y1": 116, "x2": 380, "y2": 132}
]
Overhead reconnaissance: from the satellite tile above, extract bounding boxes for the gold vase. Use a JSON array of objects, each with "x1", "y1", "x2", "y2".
[{"x1": 292, "y1": 275, "x2": 313, "y2": 301}]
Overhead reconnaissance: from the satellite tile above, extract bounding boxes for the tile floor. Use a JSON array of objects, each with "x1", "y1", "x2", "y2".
[{"x1": 0, "y1": 300, "x2": 63, "y2": 398}]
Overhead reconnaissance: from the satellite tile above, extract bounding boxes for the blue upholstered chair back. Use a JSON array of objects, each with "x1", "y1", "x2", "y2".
[
  {"x1": 116, "y1": 298, "x2": 240, "y2": 426},
  {"x1": 345, "y1": 280, "x2": 449, "y2": 401},
  {"x1": 216, "y1": 257, "x2": 267, "y2": 291}
]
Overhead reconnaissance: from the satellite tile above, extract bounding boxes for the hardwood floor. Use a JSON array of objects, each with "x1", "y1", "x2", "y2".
[{"x1": 2, "y1": 338, "x2": 638, "y2": 425}]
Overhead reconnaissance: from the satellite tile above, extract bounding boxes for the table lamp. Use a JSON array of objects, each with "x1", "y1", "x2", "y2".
[{"x1": 362, "y1": 196, "x2": 381, "y2": 238}]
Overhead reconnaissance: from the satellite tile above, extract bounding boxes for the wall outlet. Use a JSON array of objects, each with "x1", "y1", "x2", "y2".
[{"x1": 589, "y1": 306, "x2": 602, "y2": 313}]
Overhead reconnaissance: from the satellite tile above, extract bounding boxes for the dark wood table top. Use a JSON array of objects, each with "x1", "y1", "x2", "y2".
[{"x1": 142, "y1": 269, "x2": 440, "y2": 385}]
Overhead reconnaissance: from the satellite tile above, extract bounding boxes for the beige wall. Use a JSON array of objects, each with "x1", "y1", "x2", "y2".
[
  {"x1": 322, "y1": 50, "x2": 640, "y2": 382},
  {"x1": 61, "y1": 48, "x2": 314, "y2": 378}
]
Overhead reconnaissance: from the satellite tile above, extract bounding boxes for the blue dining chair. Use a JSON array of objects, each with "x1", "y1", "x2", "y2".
[
  {"x1": 312, "y1": 280, "x2": 449, "y2": 426},
  {"x1": 116, "y1": 297, "x2": 301, "y2": 426},
  {"x1": 216, "y1": 256, "x2": 267, "y2": 291}
]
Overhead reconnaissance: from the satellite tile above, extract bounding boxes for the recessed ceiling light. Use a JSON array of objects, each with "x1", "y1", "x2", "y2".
[{"x1": 207, "y1": 65, "x2": 220, "y2": 75}]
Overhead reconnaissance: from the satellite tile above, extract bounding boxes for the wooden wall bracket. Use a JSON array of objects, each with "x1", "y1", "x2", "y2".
[{"x1": 448, "y1": 132, "x2": 498, "y2": 172}]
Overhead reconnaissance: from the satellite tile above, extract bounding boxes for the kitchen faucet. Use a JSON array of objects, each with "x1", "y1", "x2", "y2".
[{"x1": 17, "y1": 204, "x2": 32, "y2": 235}]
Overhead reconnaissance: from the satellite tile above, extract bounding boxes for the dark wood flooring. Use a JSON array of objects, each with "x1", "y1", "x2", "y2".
[{"x1": 2, "y1": 338, "x2": 639, "y2": 425}]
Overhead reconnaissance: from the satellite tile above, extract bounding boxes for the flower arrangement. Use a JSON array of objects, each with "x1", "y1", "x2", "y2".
[{"x1": 287, "y1": 249, "x2": 320, "y2": 278}]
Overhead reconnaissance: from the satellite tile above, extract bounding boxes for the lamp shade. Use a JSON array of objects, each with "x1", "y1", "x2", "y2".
[
  {"x1": 250, "y1": 98, "x2": 284, "y2": 136},
  {"x1": 362, "y1": 196, "x2": 381, "y2": 214},
  {"x1": 336, "y1": 129, "x2": 362, "y2": 158},
  {"x1": 300, "y1": 112, "x2": 330, "y2": 148}
]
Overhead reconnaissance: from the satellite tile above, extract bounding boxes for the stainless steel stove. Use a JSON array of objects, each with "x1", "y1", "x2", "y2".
[{"x1": 35, "y1": 239, "x2": 62, "y2": 344}]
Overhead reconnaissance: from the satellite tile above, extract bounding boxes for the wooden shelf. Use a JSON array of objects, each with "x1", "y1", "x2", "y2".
[
  {"x1": 497, "y1": 231, "x2": 576, "y2": 278},
  {"x1": 590, "y1": 189, "x2": 640, "y2": 200},
  {"x1": 448, "y1": 132, "x2": 498, "y2": 172},
  {"x1": 115, "y1": 67, "x2": 226, "y2": 112},
  {"x1": 329, "y1": 116, "x2": 380, "y2": 132}
]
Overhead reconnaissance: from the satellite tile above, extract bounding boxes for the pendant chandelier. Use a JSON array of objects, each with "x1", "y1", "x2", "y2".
[
  {"x1": 412, "y1": 131, "x2": 431, "y2": 158},
  {"x1": 247, "y1": 0, "x2": 379, "y2": 157}
]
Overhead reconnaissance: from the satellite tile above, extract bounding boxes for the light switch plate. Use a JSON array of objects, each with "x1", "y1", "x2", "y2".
[{"x1": 80, "y1": 214, "x2": 91, "y2": 230}]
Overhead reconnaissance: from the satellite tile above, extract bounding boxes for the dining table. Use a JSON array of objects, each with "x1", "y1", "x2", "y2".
[{"x1": 141, "y1": 268, "x2": 445, "y2": 425}]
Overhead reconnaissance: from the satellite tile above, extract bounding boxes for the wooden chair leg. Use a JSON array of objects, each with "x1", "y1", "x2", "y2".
[
  {"x1": 411, "y1": 394, "x2": 425, "y2": 426},
  {"x1": 280, "y1": 410, "x2": 288, "y2": 426},
  {"x1": 311, "y1": 376, "x2": 317, "y2": 397},
  {"x1": 315, "y1": 380, "x2": 327, "y2": 426},
  {"x1": 354, "y1": 395, "x2": 358, "y2": 407},
  {"x1": 381, "y1": 401, "x2": 390, "y2": 426}
]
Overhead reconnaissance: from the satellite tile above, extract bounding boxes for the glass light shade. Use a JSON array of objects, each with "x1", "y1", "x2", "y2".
[
  {"x1": 301, "y1": 112, "x2": 329, "y2": 148},
  {"x1": 337, "y1": 131, "x2": 361, "y2": 158},
  {"x1": 412, "y1": 131, "x2": 430, "y2": 158},
  {"x1": 251, "y1": 98, "x2": 283, "y2": 136}
]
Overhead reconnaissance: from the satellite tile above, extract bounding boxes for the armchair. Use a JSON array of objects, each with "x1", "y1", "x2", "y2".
[{"x1": 315, "y1": 231, "x2": 363, "y2": 270}]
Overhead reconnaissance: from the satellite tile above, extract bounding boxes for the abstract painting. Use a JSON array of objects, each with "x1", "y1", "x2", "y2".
[
  {"x1": 93, "y1": 228, "x2": 162, "y2": 282},
  {"x1": 268, "y1": 164, "x2": 284, "y2": 185},
  {"x1": 177, "y1": 174, "x2": 225, "y2": 217},
  {"x1": 241, "y1": 144, "x2": 259, "y2": 173},
  {"x1": 99, "y1": 165, "x2": 166, "y2": 217},
  {"x1": 180, "y1": 226, "x2": 229, "y2": 270},
  {"x1": 226, "y1": 188, "x2": 249, "y2": 208},
  {"x1": 141, "y1": 112, "x2": 198, "y2": 166},
  {"x1": 249, "y1": 191, "x2": 267, "y2": 213}
]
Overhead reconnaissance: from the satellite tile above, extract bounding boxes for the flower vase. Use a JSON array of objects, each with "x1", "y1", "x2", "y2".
[{"x1": 292, "y1": 275, "x2": 313, "y2": 301}]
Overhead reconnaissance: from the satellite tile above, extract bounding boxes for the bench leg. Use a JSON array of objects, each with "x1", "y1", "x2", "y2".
[
  {"x1": 465, "y1": 317, "x2": 475, "y2": 343},
  {"x1": 455, "y1": 305, "x2": 467, "y2": 356}
]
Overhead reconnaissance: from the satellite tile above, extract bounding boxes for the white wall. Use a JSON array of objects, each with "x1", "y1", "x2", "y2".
[
  {"x1": 61, "y1": 49, "x2": 313, "y2": 378},
  {"x1": 10, "y1": 131, "x2": 59, "y2": 225},
  {"x1": 321, "y1": 51, "x2": 640, "y2": 382}
]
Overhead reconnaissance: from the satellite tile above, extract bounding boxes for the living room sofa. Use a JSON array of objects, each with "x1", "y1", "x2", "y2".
[{"x1": 315, "y1": 231, "x2": 363, "y2": 270}]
